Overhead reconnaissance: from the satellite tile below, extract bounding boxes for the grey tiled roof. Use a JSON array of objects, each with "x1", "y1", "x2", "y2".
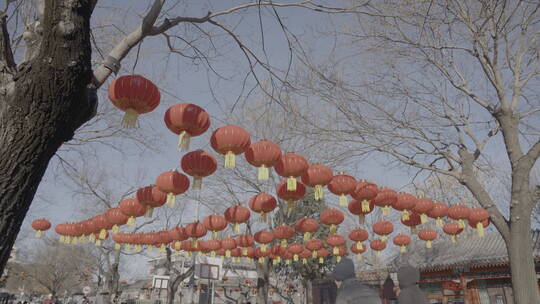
[{"x1": 392, "y1": 230, "x2": 540, "y2": 271}]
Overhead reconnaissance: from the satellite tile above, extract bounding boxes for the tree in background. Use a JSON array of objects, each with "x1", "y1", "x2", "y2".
[{"x1": 285, "y1": 1, "x2": 540, "y2": 302}]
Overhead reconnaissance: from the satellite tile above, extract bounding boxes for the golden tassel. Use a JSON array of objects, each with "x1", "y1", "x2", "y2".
[
  {"x1": 287, "y1": 200, "x2": 295, "y2": 213},
  {"x1": 383, "y1": 206, "x2": 390, "y2": 217},
  {"x1": 166, "y1": 193, "x2": 176, "y2": 208},
  {"x1": 95, "y1": 239, "x2": 101, "y2": 247},
  {"x1": 126, "y1": 244, "x2": 132, "y2": 251},
  {"x1": 234, "y1": 223, "x2": 240, "y2": 234},
  {"x1": 112, "y1": 225, "x2": 119, "y2": 234},
  {"x1": 287, "y1": 177, "x2": 297, "y2": 191},
  {"x1": 426, "y1": 241, "x2": 432, "y2": 249},
  {"x1": 178, "y1": 131, "x2": 191, "y2": 152},
  {"x1": 436, "y1": 217, "x2": 443, "y2": 227},
  {"x1": 312, "y1": 251, "x2": 317, "y2": 259},
  {"x1": 302, "y1": 258, "x2": 307, "y2": 264},
  {"x1": 71, "y1": 238, "x2": 78, "y2": 245},
  {"x1": 332, "y1": 247, "x2": 339, "y2": 255},
  {"x1": 211, "y1": 251, "x2": 216, "y2": 258},
  {"x1": 226, "y1": 250, "x2": 231, "y2": 258},
  {"x1": 303, "y1": 232, "x2": 311, "y2": 242},
  {"x1": 115, "y1": 243, "x2": 121, "y2": 251},
  {"x1": 246, "y1": 257, "x2": 252, "y2": 263},
  {"x1": 451, "y1": 235, "x2": 457, "y2": 243},
  {"x1": 319, "y1": 257, "x2": 324, "y2": 264},
  {"x1": 212, "y1": 231, "x2": 217, "y2": 240},
  {"x1": 66, "y1": 236, "x2": 72, "y2": 244},
  {"x1": 258, "y1": 257, "x2": 264, "y2": 264},
  {"x1": 286, "y1": 259, "x2": 291, "y2": 265},
  {"x1": 276, "y1": 256, "x2": 281, "y2": 263},
  {"x1": 127, "y1": 216, "x2": 135, "y2": 226},
  {"x1": 420, "y1": 214, "x2": 428, "y2": 224},
  {"x1": 147, "y1": 246, "x2": 153, "y2": 253},
  {"x1": 121, "y1": 109, "x2": 138, "y2": 129},
  {"x1": 400, "y1": 246, "x2": 406, "y2": 253},
  {"x1": 35, "y1": 230, "x2": 42, "y2": 238},
  {"x1": 336, "y1": 256, "x2": 342, "y2": 262},
  {"x1": 258, "y1": 166, "x2": 269, "y2": 181},
  {"x1": 361, "y1": 200, "x2": 371, "y2": 212},
  {"x1": 175, "y1": 241, "x2": 181, "y2": 251},
  {"x1": 402, "y1": 210, "x2": 410, "y2": 221},
  {"x1": 330, "y1": 224, "x2": 337, "y2": 234},
  {"x1": 89, "y1": 234, "x2": 96, "y2": 242},
  {"x1": 339, "y1": 194, "x2": 347, "y2": 207},
  {"x1": 224, "y1": 151, "x2": 236, "y2": 169},
  {"x1": 382, "y1": 236, "x2": 387, "y2": 242},
  {"x1": 477, "y1": 222, "x2": 485, "y2": 237},
  {"x1": 99, "y1": 229, "x2": 107, "y2": 240},
  {"x1": 280, "y1": 240, "x2": 287, "y2": 248},
  {"x1": 192, "y1": 239, "x2": 198, "y2": 249},
  {"x1": 261, "y1": 244, "x2": 267, "y2": 252},
  {"x1": 315, "y1": 185, "x2": 324, "y2": 201},
  {"x1": 243, "y1": 248, "x2": 248, "y2": 256},
  {"x1": 273, "y1": 259, "x2": 278, "y2": 265},
  {"x1": 160, "y1": 244, "x2": 166, "y2": 252},
  {"x1": 79, "y1": 235, "x2": 87, "y2": 243},
  {"x1": 458, "y1": 220, "x2": 465, "y2": 228},
  {"x1": 356, "y1": 242, "x2": 363, "y2": 250},
  {"x1": 136, "y1": 245, "x2": 142, "y2": 252},
  {"x1": 293, "y1": 254, "x2": 299, "y2": 262}
]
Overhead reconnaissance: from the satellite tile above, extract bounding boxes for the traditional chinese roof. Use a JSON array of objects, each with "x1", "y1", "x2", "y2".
[{"x1": 392, "y1": 229, "x2": 540, "y2": 272}]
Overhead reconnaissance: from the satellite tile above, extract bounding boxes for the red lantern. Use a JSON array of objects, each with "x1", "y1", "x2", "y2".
[
  {"x1": 469, "y1": 218, "x2": 490, "y2": 231},
  {"x1": 255, "y1": 247, "x2": 270, "y2": 264},
  {"x1": 203, "y1": 215, "x2": 228, "y2": 239},
  {"x1": 392, "y1": 234, "x2": 411, "y2": 253},
  {"x1": 248, "y1": 193, "x2": 277, "y2": 222},
  {"x1": 206, "y1": 240, "x2": 222, "y2": 257},
  {"x1": 155, "y1": 170, "x2": 190, "y2": 207},
  {"x1": 119, "y1": 197, "x2": 146, "y2": 226},
  {"x1": 468, "y1": 208, "x2": 490, "y2": 237},
  {"x1": 373, "y1": 221, "x2": 394, "y2": 242},
  {"x1": 348, "y1": 199, "x2": 375, "y2": 225},
  {"x1": 108, "y1": 75, "x2": 160, "y2": 128},
  {"x1": 316, "y1": 248, "x2": 330, "y2": 264},
  {"x1": 181, "y1": 150, "x2": 217, "y2": 190},
  {"x1": 185, "y1": 221, "x2": 207, "y2": 249},
  {"x1": 169, "y1": 226, "x2": 188, "y2": 250},
  {"x1": 372, "y1": 188, "x2": 397, "y2": 217},
  {"x1": 301, "y1": 164, "x2": 333, "y2": 201},
  {"x1": 326, "y1": 234, "x2": 345, "y2": 256},
  {"x1": 105, "y1": 208, "x2": 129, "y2": 233},
  {"x1": 236, "y1": 234, "x2": 255, "y2": 258},
  {"x1": 210, "y1": 125, "x2": 251, "y2": 168},
  {"x1": 351, "y1": 181, "x2": 378, "y2": 213},
  {"x1": 32, "y1": 219, "x2": 51, "y2": 238},
  {"x1": 254, "y1": 230, "x2": 274, "y2": 252},
  {"x1": 348, "y1": 229, "x2": 369, "y2": 252},
  {"x1": 447, "y1": 205, "x2": 471, "y2": 229},
  {"x1": 428, "y1": 202, "x2": 449, "y2": 226},
  {"x1": 394, "y1": 193, "x2": 417, "y2": 221},
  {"x1": 298, "y1": 249, "x2": 312, "y2": 264},
  {"x1": 320, "y1": 209, "x2": 344, "y2": 233},
  {"x1": 274, "y1": 153, "x2": 309, "y2": 191},
  {"x1": 418, "y1": 228, "x2": 437, "y2": 248},
  {"x1": 350, "y1": 242, "x2": 366, "y2": 260},
  {"x1": 224, "y1": 205, "x2": 251, "y2": 234},
  {"x1": 164, "y1": 103, "x2": 210, "y2": 151},
  {"x1": 287, "y1": 243, "x2": 304, "y2": 262},
  {"x1": 334, "y1": 247, "x2": 348, "y2": 262},
  {"x1": 295, "y1": 218, "x2": 319, "y2": 241},
  {"x1": 273, "y1": 225, "x2": 295, "y2": 248},
  {"x1": 244, "y1": 140, "x2": 282, "y2": 180},
  {"x1": 221, "y1": 237, "x2": 237, "y2": 258},
  {"x1": 443, "y1": 222, "x2": 463, "y2": 243},
  {"x1": 306, "y1": 239, "x2": 324, "y2": 259},
  {"x1": 276, "y1": 179, "x2": 306, "y2": 212},
  {"x1": 414, "y1": 198, "x2": 434, "y2": 224},
  {"x1": 136, "y1": 186, "x2": 167, "y2": 216},
  {"x1": 370, "y1": 239, "x2": 387, "y2": 256},
  {"x1": 328, "y1": 173, "x2": 357, "y2": 206},
  {"x1": 401, "y1": 211, "x2": 422, "y2": 234}
]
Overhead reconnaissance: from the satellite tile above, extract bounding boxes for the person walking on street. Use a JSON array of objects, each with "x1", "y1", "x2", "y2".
[
  {"x1": 396, "y1": 265, "x2": 426, "y2": 304},
  {"x1": 331, "y1": 257, "x2": 381, "y2": 304}
]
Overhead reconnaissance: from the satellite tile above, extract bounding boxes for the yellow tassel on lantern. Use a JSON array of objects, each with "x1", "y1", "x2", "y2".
[
  {"x1": 174, "y1": 241, "x2": 181, "y2": 251},
  {"x1": 192, "y1": 177, "x2": 203, "y2": 190},
  {"x1": 186, "y1": 251, "x2": 192, "y2": 257},
  {"x1": 159, "y1": 244, "x2": 166, "y2": 252},
  {"x1": 436, "y1": 217, "x2": 443, "y2": 227},
  {"x1": 426, "y1": 241, "x2": 432, "y2": 249},
  {"x1": 287, "y1": 200, "x2": 295, "y2": 213},
  {"x1": 259, "y1": 257, "x2": 265, "y2": 264},
  {"x1": 258, "y1": 165, "x2": 270, "y2": 181},
  {"x1": 420, "y1": 214, "x2": 428, "y2": 224},
  {"x1": 477, "y1": 222, "x2": 485, "y2": 237},
  {"x1": 356, "y1": 243, "x2": 363, "y2": 251},
  {"x1": 147, "y1": 246, "x2": 153, "y2": 253},
  {"x1": 115, "y1": 243, "x2": 121, "y2": 250},
  {"x1": 121, "y1": 109, "x2": 139, "y2": 129},
  {"x1": 234, "y1": 223, "x2": 240, "y2": 234},
  {"x1": 71, "y1": 237, "x2": 78, "y2": 245},
  {"x1": 294, "y1": 254, "x2": 299, "y2": 262},
  {"x1": 224, "y1": 151, "x2": 236, "y2": 168},
  {"x1": 261, "y1": 244, "x2": 267, "y2": 252},
  {"x1": 361, "y1": 200, "x2": 371, "y2": 212},
  {"x1": 243, "y1": 248, "x2": 248, "y2": 256},
  {"x1": 339, "y1": 194, "x2": 347, "y2": 207},
  {"x1": 95, "y1": 239, "x2": 101, "y2": 247},
  {"x1": 35, "y1": 230, "x2": 42, "y2": 238},
  {"x1": 276, "y1": 256, "x2": 281, "y2": 263},
  {"x1": 332, "y1": 247, "x2": 339, "y2": 255},
  {"x1": 246, "y1": 257, "x2": 252, "y2": 263},
  {"x1": 79, "y1": 235, "x2": 87, "y2": 243},
  {"x1": 286, "y1": 259, "x2": 291, "y2": 265},
  {"x1": 178, "y1": 130, "x2": 191, "y2": 152},
  {"x1": 287, "y1": 177, "x2": 297, "y2": 191},
  {"x1": 166, "y1": 193, "x2": 176, "y2": 208},
  {"x1": 303, "y1": 232, "x2": 311, "y2": 242},
  {"x1": 66, "y1": 236, "x2": 72, "y2": 244},
  {"x1": 99, "y1": 229, "x2": 107, "y2": 240},
  {"x1": 126, "y1": 244, "x2": 132, "y2": 251},
  {"x1": 212, "y1": 231, "x2": 217, "y2": 240},
  {"x1": 314, "y1": 185, "x2": 324, "y2": 201},
  {"x1": 302, "y1": 258, "x2": 307, "y2": 264},
  {"x1": 383, "y1": 206, "x2": 390, "y2": 216},
  {"x1": 451, "y1": 235, "x2": 457, "y2": 243},
  {"x1": 192, "y1": 239, "x2": 198, "y2": 249},
  {"x1": 400, "y1": 245, "x2": 407, "y2": 253},
  {"x1": 127, "y1": 216, "x2": 135, "y2": 226},
  {"x1": 135, "y1": 245, "x2": 142, "y2": 252},
  {"x1": 356, "y1": 254, "x2": 363, "y2": 261},
  {"x1": 382, "y1": 236, "x2": 387, "y2": 242},
  {"x1": 458, "y1": 220, "x2": 465, "y2": 228},
  {"x1": 226, "y1": 250, "x2": 231, "y2": 258},
  {"x1": 319, "y1": 257, "x2": 324, "y2": 264},
  {"x1": 312, "y1": 251, "x2": 317, "y2": 259},
  {"x1": 211, "y1": 251, "x2": 216, "y2": 257},
  {"x1": 273, "y1": 259, "x2": 278, "y2": 265},
  {"x1": 112, "y1": 225, "x2": 119, "y2": 234},
  {"x1": 402, "y1": 210, "x2": 410, "y2": 221},
  {"x1": 330, "y1": 225, "x2": 337, "y2": 234},
  {"x1": 336, "y1": 256, "x2": 342, "y2": 262},
  {"x1": 280, "y1": 240, "x2": 287, "y2": 248}
]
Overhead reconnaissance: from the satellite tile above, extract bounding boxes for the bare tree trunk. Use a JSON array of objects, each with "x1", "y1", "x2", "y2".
[
  {"x1": 0, "y1": 0, "x2": 96, "y2": 273},
  {"x1": 106, "y1": 250, "x2": 121, "y2": 304},
  {"x1": 256, "y1": 262, "x2": 270, "y2": 304},
  {"x1": 302, "y1": 280, "x2": 312, "y2": 304}
]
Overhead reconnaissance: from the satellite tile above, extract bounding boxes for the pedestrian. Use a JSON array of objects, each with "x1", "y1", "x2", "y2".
[
  {"x1": 396, "y1": 265, "x2": 425, "y2": 304},
  {"x1": 331, "y1": 257, "x2": 381, "y2": 304},
  {"x1": 381, "y1": 275, "x2": 396, "y2": 304}
]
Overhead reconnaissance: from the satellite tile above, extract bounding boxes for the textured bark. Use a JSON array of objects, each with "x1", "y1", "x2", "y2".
[
  {"x1": 0, "y1": 0, "x2": 96, "y2": 274},
  {"x1": 302, "y1": 280, "x2": 312, "y2": 304},
  {"x1": 106, "y1": 250, "x2": 122, "y2": 304},
  {"x1": 256, "y1": 262, "x2": 270, "y2": 304}
]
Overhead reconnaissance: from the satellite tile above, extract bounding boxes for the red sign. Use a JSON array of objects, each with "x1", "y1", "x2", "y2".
[{"x1": 442, "y1": 281, "x2": 461, "y2": 292}]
